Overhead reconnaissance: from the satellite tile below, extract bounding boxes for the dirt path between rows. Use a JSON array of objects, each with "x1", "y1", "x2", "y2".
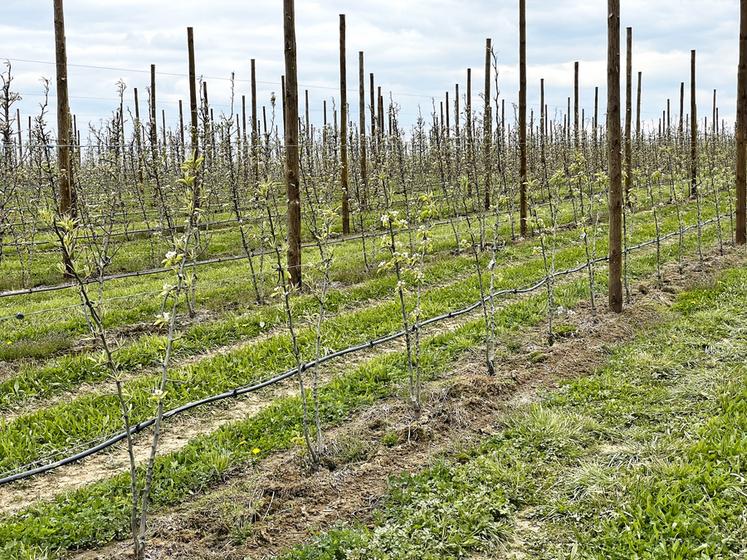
[{"x1": 70, "y1": 245, "x2": 746, "y2": 560}]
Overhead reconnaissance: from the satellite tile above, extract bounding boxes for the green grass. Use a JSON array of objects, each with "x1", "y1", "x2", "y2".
[
  {"x1": 0, "y1": 191, "x2": 628, "y2": 411},
  {"x1": 279, "y1": 261, "x2": 747, "y2": 560},
  {"x1": 0, "y1": 274, "x2": 589, "y2": 559},
  {"x1": 0, "y1": 198, "x2": 546, "y2": 359},
  {"x1": 0, "y1": 195, "x2": 721, "y2": 474},
  {"x1": 0, "y1": 176, "x2": 704, "y2": 359},
  {"x1": 0, "y1": 225, "x2": 571, "y2": 472},
  {"x1": 0, "y1": 216, "x2": 731, "y2": 559},
  {"x1": 0, "y1": 186, "x2": 451, "y2": 291}
]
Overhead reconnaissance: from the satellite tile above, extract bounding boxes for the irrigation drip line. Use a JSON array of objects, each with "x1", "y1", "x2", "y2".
[{"x1": 0, "y1": 212, "x2": 724, "y2": 487}]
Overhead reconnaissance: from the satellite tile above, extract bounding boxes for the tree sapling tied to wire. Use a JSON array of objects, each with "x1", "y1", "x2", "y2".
[{"x1": 261, "y1": 178, "x2": 319, "y2": 467}]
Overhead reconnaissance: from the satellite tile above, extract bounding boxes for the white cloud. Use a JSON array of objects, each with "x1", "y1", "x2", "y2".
[{"x1": 0, "y1": 0, "x2": 740, "y2": 134}]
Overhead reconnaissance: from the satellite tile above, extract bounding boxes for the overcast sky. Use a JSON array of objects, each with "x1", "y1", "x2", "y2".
[{"x1": 0, "y1": 0, "x2": 740, "y2": 137}]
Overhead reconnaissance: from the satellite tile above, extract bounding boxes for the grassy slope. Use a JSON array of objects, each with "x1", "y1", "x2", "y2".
[{"x1": 281, "y1": 262, "x2": 747, "y2": 560}]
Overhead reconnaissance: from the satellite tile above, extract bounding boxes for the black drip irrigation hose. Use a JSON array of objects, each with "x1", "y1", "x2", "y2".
[{"x1": 0, "y1": 213, "x2": 725, "y2": 486}]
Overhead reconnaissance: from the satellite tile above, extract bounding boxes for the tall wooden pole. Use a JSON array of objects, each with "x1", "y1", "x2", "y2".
[
  {"x1": 178, "y1": 99, "x2": 185, "y2": 155},
  {"x1": 574, "y1": 61, "x2": 579, "y2": 151},
  {"x1": 161, "y1": 109, "x2": 167, "y2": 151},
  {"x1": 519, "y1": 0, "x2": 528, "y2": 236},
  {"x1": 445, "y1": 91, "x2": 450, "y2": 138},
  {"x1": 133, "y1": 87, "x2": 144, "y2": 182},
  {"x1": 593, "y1": 86, "x2": 599, "y2": 155},
  {"x1": 455, "y1": 83, "x2": 460, "y2": 173},
  {"x1": 737, "y1": 0, "x2": 747, "y2": 245},
  {"x1": 679, "y1": 82, "x2": 685, "y2": 143},
  {"x1": 281, "y1": 75, "x2": 286, "y2": 131},
  {"x1": 635, "y1": 71, "x2": 642, "y2": 143},
  {"x1": 358, "y1": 51, "x2": 368, "y2": 209},
  {"x1": 283, "y1": 0, "x2": 302, "y2": 287},
  {"x1": 540, "y1": 78, "x2": 546, "y2": 175},
  {"x1": 690, "y1": 50, "x2": 698, "y2": 197},
  {"x1": 149, "y1": 64, "x2": 158, "y2": 155},
  {"x1": 251, "y1": 59, "x2": 259, "y2": 186},
  {"x1": 466, "y1": 67, "x2": 472, "y2": 194},
  {"x1": 624, "y1": 27, "x2": 632, "y2": 202},
  {"x1": 339, "y1": 14, "x2": 350, "y2": 234},
  {"x1": 304, "y1": 90, "x2": 310, "y2": 140},
  {"x1": 53, "y1": 0, "x2": 74, "y2": 275},
  {"x1": 712, "y1": 89, "x2": 717, "y2": 136},
  {"x1": 377, "y1": 89, "x2": 384, "y2": 139},
  {"x1": 483, "y1": 37, "x2": 492, "y2": 210},
  {"x1": 186, "y1": 30, "x2": 199, "y2": 157},
  {"x1": 16, "y1": 108, "x2": 22, "y2": 163},
  {"x1": 369, "y1": 73, "x2": 376, "y2": 140},
  {"x1": 186, "y1": 28, "x2": 201, "y2": 218},
  {"x1": 608, "y1": 0, "x2": 623, "y2": 313}
]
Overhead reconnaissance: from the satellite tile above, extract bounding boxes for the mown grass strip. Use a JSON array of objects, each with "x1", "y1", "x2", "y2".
[{"x1": 279, "y1": 261, "x2": 747, "y2": 560}]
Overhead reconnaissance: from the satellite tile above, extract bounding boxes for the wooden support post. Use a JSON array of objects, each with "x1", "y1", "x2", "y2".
[
  {"x1": 251, "y1": 59, "x2": 259, "y2": 186},
  {"x1": 53, "y1": 0, "x2": 75, "y2": 276},
  {"x1": 624, "y1": 27, "x2": 632, "y2": 202},
  {"x1": 690, "y1": 49, "x2": 698, "y2": 197},
  {"x1": 737, "y1": 0, "x2": 747, "y2": 244},
  {"x1": 574, "y1": 61, "x2": 579, "y2": 151},
  {"x1": 519, "y1": 0, "x2": 528, "y2": 236},
  {"x1": 608, "y1": 0, "x2": 623, "y2": 313},
  {"x1": 483, "y1": 37, "x2": 492, "y2": 210},
  {"x1": 339, "y1": 14, "x2": 350, "y2": 234},
  {"x1": 283, "y1": 0, "x2": 302, "y2": 287},
  {"x1": 358, "y1": 51, "x2": 368, "y2": 208}
]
